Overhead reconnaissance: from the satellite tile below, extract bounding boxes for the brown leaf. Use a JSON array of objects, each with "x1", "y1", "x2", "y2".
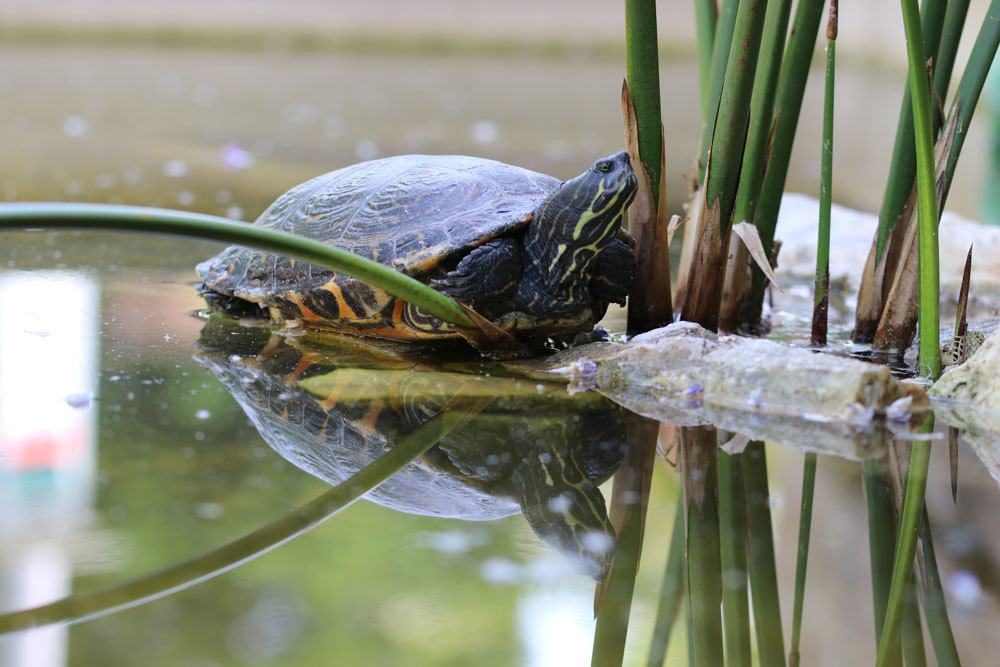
[
  {"x1": 666, "y1": 214, "x2": 685, "y2": 246},
  {"x1": 956, "y1": 244, "x2": 973, "y2": 337},
  {"x1": 873, "y1": 109, "x2": 960, "y2": 350},
  {"x1": 732, "y1": 221, "x2": 783, "y2": 292}
]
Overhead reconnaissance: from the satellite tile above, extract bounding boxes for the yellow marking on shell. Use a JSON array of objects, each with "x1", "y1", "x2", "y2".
[
  {"x1": 282, "y1": 353, "x2": 320, "y2": 384},
  {"x1": 321, "y1": 280, "x2": 358, "y2": 320},
  {"x1": 286, "y1": 293, "x2": 326, "y2": 322}
]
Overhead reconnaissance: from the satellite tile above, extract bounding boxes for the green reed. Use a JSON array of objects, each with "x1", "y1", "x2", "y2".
[
  {"x1": 0, "y1": 202, "x2": 478, "y2": 329},
  {"x1": 789, "y1": 453, "x2": 817, "y2": 667},
  {"x1": 744, "y1": 0, "x2": 825, "y2": 328},
  {"x1": 646, "y1": 499, "x2": 686, "y2": 667},
  {"x1": 717, "y1": 449, "x2": 752, "y2": 667},
  {"x1": 742, "y1": 441, "x2": 786, "y2": 667},
  {"x1": 812, "y1": 1, "x2": 836, "y2": 347},
  {"x1": 898, "y1": 0, "x2": 942, "y2": 379},
  {"x1": 0, "y1": 406, "x2": 477, "y2": 633}
]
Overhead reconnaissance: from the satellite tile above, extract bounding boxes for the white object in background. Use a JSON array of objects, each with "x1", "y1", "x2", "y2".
[{"x1": 0, "y1": 271, "x2": 100, "y2": 667}]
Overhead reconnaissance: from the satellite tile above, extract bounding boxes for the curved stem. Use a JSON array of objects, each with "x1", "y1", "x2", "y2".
[
  {"x1": 0, "y1": 202, "x2": 476, "y2": 329},
  {"x1": 0, "y1": 408, "x2": 475, "y2": 634}
]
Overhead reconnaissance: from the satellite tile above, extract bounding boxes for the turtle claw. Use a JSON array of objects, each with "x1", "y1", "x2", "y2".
[{"x1": 431, "y1": 238, "x2": 521, "y2": 308}]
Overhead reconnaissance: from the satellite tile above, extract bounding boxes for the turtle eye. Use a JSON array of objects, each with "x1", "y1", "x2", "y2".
[{"x1": 595, "y1": 160, "x2": 614, "y2": 174}]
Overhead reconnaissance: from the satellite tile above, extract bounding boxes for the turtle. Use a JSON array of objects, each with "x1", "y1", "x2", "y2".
[
  {"x1": 196, "y1": 152, "x2": 638, "y2": 342},
  {"x1": 195, "y1": 316, "x2": 628, "y2": 578}
]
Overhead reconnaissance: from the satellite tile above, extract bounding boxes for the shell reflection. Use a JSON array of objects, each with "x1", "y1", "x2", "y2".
[{"x1": 196, "y1": 317, "x2": 628, "y2": 578}]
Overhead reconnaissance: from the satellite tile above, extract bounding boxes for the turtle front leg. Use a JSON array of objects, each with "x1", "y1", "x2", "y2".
[
  {"x1": 588, "y1": 237, "x2": 637, "y2": 316},
  {"x1": 431, "y1": 238, "x2": 521, "y2": 313}
]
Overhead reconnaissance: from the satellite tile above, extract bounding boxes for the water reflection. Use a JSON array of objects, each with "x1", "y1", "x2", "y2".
[{"x1": 196, "y1": 316, "x2": 629, "y2": 578}]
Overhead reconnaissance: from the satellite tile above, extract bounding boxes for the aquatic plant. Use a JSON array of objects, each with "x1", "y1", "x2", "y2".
[
  {"x1": 0, "y1": 202, "x2": 487, "y2": 335},
  {"x1": 811, "y1": 0, "x2": 836, "y2": 347},
  {"x1": 623, "y1": 0, "x2": 672, "y2": 334},
  {"x1": 0, "y1": 406, "x2": 478, "y2": 632}
]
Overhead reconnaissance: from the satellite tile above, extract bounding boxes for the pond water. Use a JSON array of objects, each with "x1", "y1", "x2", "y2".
[
  {"x1": 0, "y1": 43, "x2": 999, "y2": 667},
  {"x1": 0, "y1": 236, "x2": 997, "y2": 667}
]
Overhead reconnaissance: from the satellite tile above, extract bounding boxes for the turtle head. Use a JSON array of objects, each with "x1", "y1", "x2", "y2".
[{"x1": 527, "y1": 151, "x2": 637, "y2": 289}]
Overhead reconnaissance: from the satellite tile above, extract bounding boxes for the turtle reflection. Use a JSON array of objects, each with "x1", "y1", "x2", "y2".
[{"x1": 196, "y1": 318, "x2": 628, "y2": 578}]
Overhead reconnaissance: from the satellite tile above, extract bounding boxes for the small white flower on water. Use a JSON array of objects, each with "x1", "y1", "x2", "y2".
[
  {"x1": 221, "y1": 143, "x2": 254, "y2": 171},
  {"x1": 62, "y1": 116, "x2": 88, "y2": 138},
  {"x1": 471, "y1": 120, "x2": 499, "y2": 145},
  {"x1": 354, "y1": 140, "x2": 379, "y2": 161},
  {"x1": 162, "y1": 159, "x2": 189, "y2": 178},
  {"x1": 226, "y1": 205, "x2": 244, "y2": 220},
  {"x1": 195, "y1": 409, "x2": 211, "y2": 420}
]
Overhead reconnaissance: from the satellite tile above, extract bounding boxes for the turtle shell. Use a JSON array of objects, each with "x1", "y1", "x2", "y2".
[{"x1": 197, "y1": 155, "x2": 560, "y2": 330}]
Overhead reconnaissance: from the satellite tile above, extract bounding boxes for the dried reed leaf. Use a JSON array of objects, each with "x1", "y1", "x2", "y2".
[
  {"x1": 732, "y1": 221, "x2": 783, "y2": 292},
  {"x1": 873, "y1": 111, "x2": 959, "y2": 350},
  {"x1": 666, "y1": 214, "x2": 685, "y2": 246}
]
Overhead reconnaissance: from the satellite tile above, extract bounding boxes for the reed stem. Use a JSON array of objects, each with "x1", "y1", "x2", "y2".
[
  {"x1": 789, "y1": 453, "x2": 817, "y2": 667},
  {"x1": 646, "y1": 499, "x2": 687, "y2": 667},
  {"x1": 0, "y1": 202, "x2": 476, "y2": 329},
  {"x1": 717, "y1": 449, "x2": 752, "y2": 667},
  {"x1": 876, "y1": 419, "x2": 934, "y2": 666},
  {"x1": 745, "y1": 0, "x2": 826, "y2": 326},
  {"x1": 694, "y1": 0, "x2": 720, "y2": 126},
  {"x1": 625, "y1": 0, "x2": 664, "y2": 205},
  {"x1": 898, "y1": 0, "x2": 942, "y2": 379},
  {"x1": 812, "y1": 1, "x2": 836, "y2": 347}
]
